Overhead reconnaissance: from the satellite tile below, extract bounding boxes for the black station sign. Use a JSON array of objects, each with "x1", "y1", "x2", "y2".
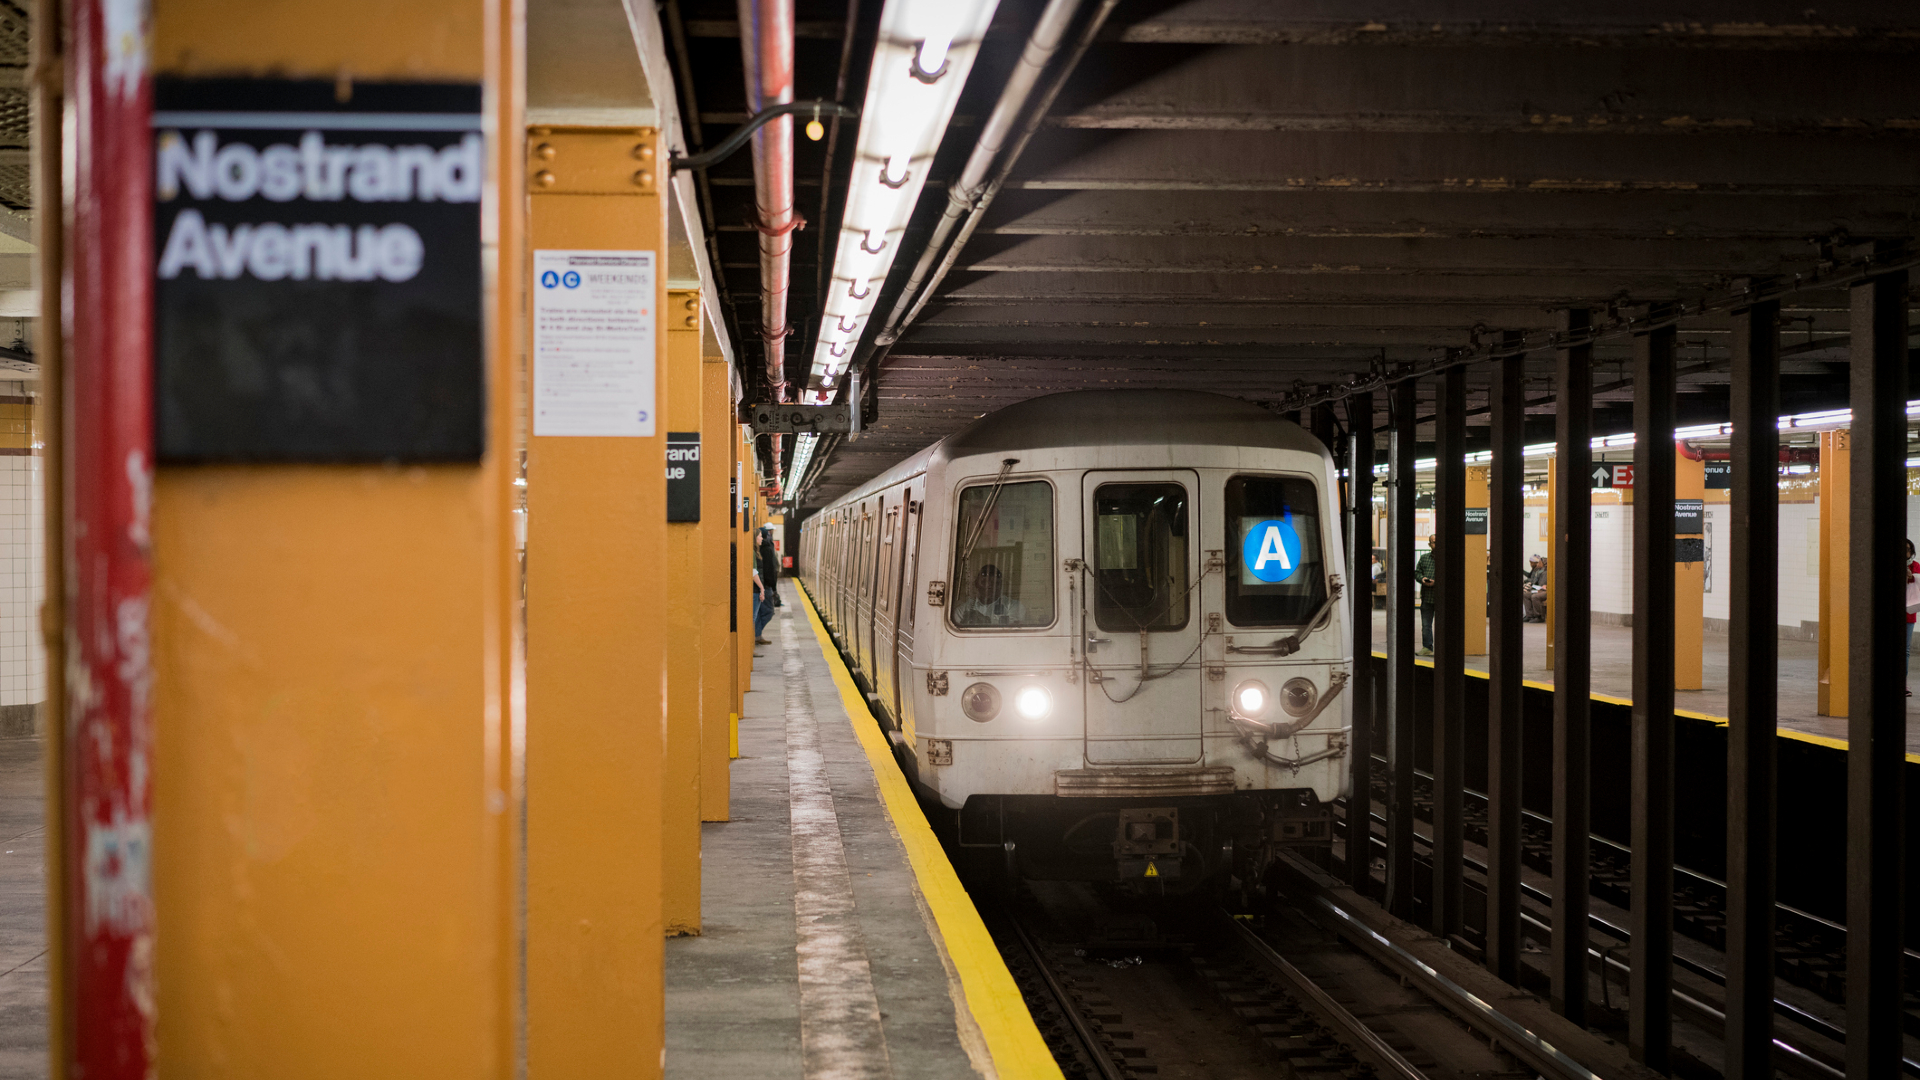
[
  {"x1": 153, "y1": 78, "x2": 485, "y2": 462},
  {"x1": 1705, "y1": 460, "x2": 1731, "y2": 489},
  {"x1": 667, "y1": 432, "x2": 701, "y2": 522},
  {"x1": 1674, "y1": 499, "x2": 1705, "y2": 535},
  {"x1": 1463, "y1": 507, "x2": 1488, "y2": 535}
]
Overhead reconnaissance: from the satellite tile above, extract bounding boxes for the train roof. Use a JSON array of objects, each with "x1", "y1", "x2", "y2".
[{"x1": 810, "y1": 390, "x2": 1327, "y2": 515}]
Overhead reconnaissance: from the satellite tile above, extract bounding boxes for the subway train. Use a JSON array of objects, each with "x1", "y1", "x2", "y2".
[{"x1": 797, "y1": 390, "x2": 1352, "y2": 890}]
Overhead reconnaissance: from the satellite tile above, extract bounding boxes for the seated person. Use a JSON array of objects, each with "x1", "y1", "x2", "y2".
[
  {"x1": 954, "y1": 564, "x2": 1029, "y2": 627},
  {"x1": 1523, "y1": 554, "x2": 1549, "y2": 622}
]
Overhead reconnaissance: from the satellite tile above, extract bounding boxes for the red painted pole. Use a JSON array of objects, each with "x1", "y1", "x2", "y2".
[{"x1": 64, "y1": 0, "x2": 154, "y2": 1074}]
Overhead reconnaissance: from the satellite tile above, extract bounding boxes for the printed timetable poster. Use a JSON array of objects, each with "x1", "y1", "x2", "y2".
[{"x1": 533, "y1": 250, "x2": 657, "y2": 437}]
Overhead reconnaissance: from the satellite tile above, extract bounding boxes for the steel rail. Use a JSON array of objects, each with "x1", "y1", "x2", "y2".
[
  {"x1": 1348, "y1": 801, "x2": 1920, "y2": 1078},
  {"x1": 1277, "y1": 854, "x2": 1602, "y2": 1080},
  {"x1": 1005, "y1": 913, "x2": 1127, "y2": 1080},
  {"x1": 1220, "y1": 913, "x2": 1429, "y2": 1080}
]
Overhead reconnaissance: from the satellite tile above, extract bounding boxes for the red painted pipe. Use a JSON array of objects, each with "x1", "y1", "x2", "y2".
[
  {"x1": 64, "y1": 0, "x2": 155, "y2": 1074},
  {"x1": 739, "y1": 0, "x2": 793, "y2": 480}
]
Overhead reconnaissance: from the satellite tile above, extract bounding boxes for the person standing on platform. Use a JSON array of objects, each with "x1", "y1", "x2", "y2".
[
  {"x1": 754, "y1": 523, "x2": 782, "y2": 645},
  {"x1": 1416, "y1": 532, "x2": 1438, "y2": 656}
]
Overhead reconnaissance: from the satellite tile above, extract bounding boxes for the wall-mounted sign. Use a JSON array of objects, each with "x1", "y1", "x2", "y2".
[
  {"x1": 1705, "y1": 460, "x2": 1731, "y2": 489},
  {"x1": 532, "y1": 250, "x2": 656, "y2": 437},
  {"x1": 667, "y1": 432, "x2": 700, "y2": 522},
  {"x1": 1463, "y1": 507, "x2": 1488, "y2": 535},
  {"x1": 154, "y1": 77, "x2": 484, "y2": 461},
  {"x1": 1675, "y1": 537, "x2": 1706, "y2": 563},
  {"x1": 1674, "y1": 498, "x2": 1704, "y2": 535}
]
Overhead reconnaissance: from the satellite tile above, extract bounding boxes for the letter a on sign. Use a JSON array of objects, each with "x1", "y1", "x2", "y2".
[{"x1": 1242, "y1": 513, "x2": 1303, "y2": 584}]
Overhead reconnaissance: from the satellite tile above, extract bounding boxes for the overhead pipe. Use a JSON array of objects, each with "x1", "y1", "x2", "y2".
[
  {"x1": 871, "y1": 0, "x2": 1087, "y2": 352},
  {"x1": 739, "y1": 0, "x2": 797, "y2": 478}
]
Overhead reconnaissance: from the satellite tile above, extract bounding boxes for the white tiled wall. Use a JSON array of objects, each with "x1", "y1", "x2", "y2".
[
  {"x1": 1701, "y1": 501, "x2": 1823, "y2": 630},
  {"x1": 0, "y1": 383, "x2": 43, "y2": 709}
]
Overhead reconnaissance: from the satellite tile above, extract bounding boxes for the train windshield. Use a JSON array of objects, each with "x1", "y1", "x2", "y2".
[
  {"x1": 950, "y1": 480, "x2": 1055, "y2": 629},
  {"x1": 1091, "y1": 483, "x2": 1190, "y2": 632},
  {"x1": 1226, "y1": 475, "x2": 1328, "y2": 626}
]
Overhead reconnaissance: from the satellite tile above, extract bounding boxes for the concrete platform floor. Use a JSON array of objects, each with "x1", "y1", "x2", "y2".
[
  {"x1": 1370, "y1": 607, "x2": 1920, "y2": 755},
  {"x1": 665, "y1": 584, "x2": 984, "y2": 1080},
  {"x1": 0, "y1": 737, "x2": 45, "y2": 1079}
]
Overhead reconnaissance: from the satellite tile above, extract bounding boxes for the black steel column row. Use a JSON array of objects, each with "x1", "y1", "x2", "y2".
[
  {"x1": 1724, "y1": 300, "x2": 1779, "y2": 1080},
  {"x1": 1430, "y1": 369, "x2": 1467, "y2": 939},
  {"x1": 1342, "y1": 278, "x2": 1907, "y2": 1077},
  {"x1": 1549, "y1": 308, "x2": 1593, "y2": 1025},
  {"x1": 1385, "y1": 379, "x2": 1418, "y2": 919},
  {"x1": 1846, "y1": 267, "x2": 1908, "y2": 1080},
  {"x1": 1484, "y1": 347, "x2": 1526, "y2": 983},
  {"x1": 1347, "y1": 392, "x2": 1375, "y2": 895},
  {"x1": 1628, "y1": 316, "x2": 1677, "y2": 1070}
]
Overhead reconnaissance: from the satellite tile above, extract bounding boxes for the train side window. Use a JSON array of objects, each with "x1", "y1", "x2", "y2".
[
  {"x1": 950, "y1": 480, "x2": 1055, "y2": 630},
  {"x1": 1091, "y1": 482, "x2": 1190, "y2": 632},
  {"x1": 1224, "y1": 474, "x2": 1328, "y2": 627}
]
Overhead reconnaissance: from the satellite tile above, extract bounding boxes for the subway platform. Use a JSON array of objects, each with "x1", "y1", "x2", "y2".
[{"x1": 665, "y1": 582, "x2": 1055, "y2": 1080}]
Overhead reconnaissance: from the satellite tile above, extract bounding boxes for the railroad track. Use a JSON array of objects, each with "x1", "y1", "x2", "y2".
[
  {"x1": 1351, "y1": 765, "x2": 1920, "y2": 1079},
  {"x1": 986, "y1": 881, "x2": 1534, "y2": 1080}
]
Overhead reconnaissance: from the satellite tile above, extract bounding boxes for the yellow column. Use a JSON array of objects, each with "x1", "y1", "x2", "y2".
[
  {"x1": 1464, "y1": 465, "x2": 1489, "y2": 655},
  {"x1": 524, "y1": 128, "x2": 667, "y2": 1077},
  {"x1": 1544, "y1": 454, "x2": 1557, "y2": 669},
  {"x1": 1817, "y1": 430, "x2": 1850, "y2": 716},
  {"x1": 1675, "y1": 448, "x2": 1705, "y2": 690},
  {"x1": 663, "y1": 290, "x2": 703, "y2": 932},
  {"x1": 737, "y1": 433, "x2": 756, "y2": 688},
  {"x1": 701, "y1": 342, "x2": 735, "y2": 816},
  {"x1": 147, "y1": 3, "x2": 520, "y2": 1076}
]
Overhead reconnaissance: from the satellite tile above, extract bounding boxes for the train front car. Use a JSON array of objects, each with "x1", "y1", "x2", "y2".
[{"x1": 804, "y1": 390, "x2": 1352, "y2": 894}]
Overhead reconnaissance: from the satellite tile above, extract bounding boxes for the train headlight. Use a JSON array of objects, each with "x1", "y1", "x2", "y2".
[
  {"x1": 1013, "y1": 684, "x2": 1052, "y2": 721},
  {"x1": 1280, "y1": 677, "x2": 1319, "y2": 719},
  {"x1": 1232, "y1": 680, "x2": 1269, "y2": 719},
  {"x1": 960, "y1": 682, "x2": 1001, "y2": 723}
]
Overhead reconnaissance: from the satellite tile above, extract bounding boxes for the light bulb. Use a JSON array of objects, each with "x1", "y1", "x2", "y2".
[
  {"x1": 806, "y1": 118, "x2": 824, "y2": 141},
  {"x1": 916, "y1": 33, "x2": 952, "y2": 74}
]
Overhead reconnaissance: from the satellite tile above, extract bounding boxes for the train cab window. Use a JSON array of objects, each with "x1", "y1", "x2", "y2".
[
  {"x1": 1091, "y1": 483, "x2": 1190, "y2": 632},
  {"x1": 1225, "y1": 475, "x2": 1328, "y2": 626},
  {"x1": 950, "y1": 480, "x2": 1054, "y2": 629}
]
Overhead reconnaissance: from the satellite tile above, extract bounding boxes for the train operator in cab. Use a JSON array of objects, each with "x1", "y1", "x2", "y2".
[{"x1": 954, "y1": 564, "x2": 1028, "y2": 627}]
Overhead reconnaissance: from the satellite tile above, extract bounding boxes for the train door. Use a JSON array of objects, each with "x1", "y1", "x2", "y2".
[
  {"x1": 874, "y1": 500, "x2": 904, "y2": 711},
  {"x1": 893, "y1": 486, "x2": 925, "y2": 730},
  {"x1": 864, "y1": 497, "x2": 886, "y2": 677},
  {"x1": 853, "y1": 504, "x2": 873, "y2": 671},
  {"x1": 1080, "y1": 470, "x2": 1203, "y2": 764}
]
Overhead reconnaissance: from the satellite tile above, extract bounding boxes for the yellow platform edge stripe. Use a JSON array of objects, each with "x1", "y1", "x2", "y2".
[
  {"x1": 796, "y1": 585, "x2": 1064, "y2": 1080},
  {"x1": 1370, "y1": 650, "x2": 1920, "y2": 763}
]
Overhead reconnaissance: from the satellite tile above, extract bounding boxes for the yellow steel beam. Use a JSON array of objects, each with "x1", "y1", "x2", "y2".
[
  {"x1": 1818, "y1": 430, "x2": 1850, "y2": 716},
  {"x1": 701, "y1": 341, "x2": 735, "y2": 815},
  {"x1": 1464, "y1": 465, "x2": 1489, "y2": 655},
  {"x1": 145, "y1": 2, "x2": 521, "y2": 1075},
  {"x1": 1675, "y1": 448, "x2": 1705, "y2": 691},
  {"x1": 524, "y1": 127, "x2": 668, "y2": 1076},
  {"x1": 664, "y1": 289, "x2": 703, "y2": 932}
]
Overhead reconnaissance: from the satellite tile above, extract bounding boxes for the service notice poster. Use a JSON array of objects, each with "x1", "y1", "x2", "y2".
[{"x1": 532, "y1": 249, "x2": 657, "y2": 437}]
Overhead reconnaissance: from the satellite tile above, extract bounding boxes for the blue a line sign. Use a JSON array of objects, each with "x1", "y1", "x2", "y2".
[{"x1": 1242, "y1": 515, "x2": 1304, "y2": 584}]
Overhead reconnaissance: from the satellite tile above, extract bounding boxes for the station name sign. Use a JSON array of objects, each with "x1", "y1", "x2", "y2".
[{"x1": 153, "y1": 78, "x2": 485, "y2": 462}]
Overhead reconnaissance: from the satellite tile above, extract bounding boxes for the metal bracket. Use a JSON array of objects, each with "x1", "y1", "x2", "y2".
[{"x1": 748, "y1": 402, "x2": 853, "y2": 435}]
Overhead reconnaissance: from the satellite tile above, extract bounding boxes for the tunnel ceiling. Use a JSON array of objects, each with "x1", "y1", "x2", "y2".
[{"x1": 675, "y1": 1, "x2": 1920, "y2": 510}]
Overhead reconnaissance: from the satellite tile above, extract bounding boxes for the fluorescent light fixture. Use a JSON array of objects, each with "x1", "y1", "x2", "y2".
[
  {"x1": 1369, "y1": 399, "x2": 1920, "y2": 476},
  {"x1": 788, "y1": 432, "x2": 819, "y2": 494},
  {"x1": 792, "y1": 0, "x2": 1000, "y2": 462}
]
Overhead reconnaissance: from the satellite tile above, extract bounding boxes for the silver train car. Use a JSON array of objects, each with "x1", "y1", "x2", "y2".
[{"x1": 798, "y1": 390, "x2": 1352, "y2": 889}]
